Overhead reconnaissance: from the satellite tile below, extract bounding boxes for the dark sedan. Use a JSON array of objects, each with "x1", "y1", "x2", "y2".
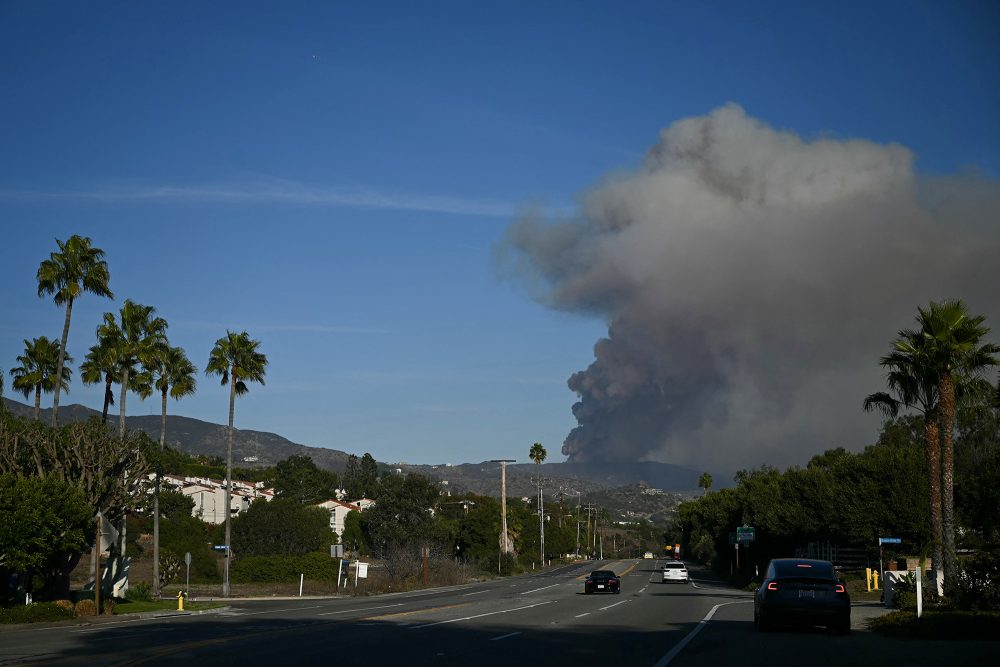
[
  {"x1": 584, "y1": 570, "x2": 621, "y2": 594},
  {"x1": 754, "y1": 558, "x2": 850, "y2": 634}
]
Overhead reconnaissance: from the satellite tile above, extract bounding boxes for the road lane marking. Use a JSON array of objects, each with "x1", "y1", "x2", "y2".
[
  {"x1": 230, "y1": 605, "x2": 323, "y2": 617},
  {"x1": 574, "y1": 612, "x2": 590, "y2": 618},
  {"x1": 599, "y1": 600, "x2": 629, "y2": 611},
  {"x1": 363, "y1": 603, "x2": 469, "y2": 620},
  {"x1": 463, "y1": 590, "x2": 489, "y2": 596},
  {"x1": 317, "y1": 603, "x2": 403, "y2": 616},
  {"x1": 408, "y1": 600, "x2": 554, "y2": 629},
  {"x1": 652, "y1": 600, "x2": 752, "y2": 667},
  {"x1": 690, "y1": 580, "x2": 700, "y2": 589},
  {"x1": 489, "y1": 632, "x2": 522, "y2": 641},
  {"x1": 521, "y1": 583, "x2": 559, "y2": 595},
  {"x1": 639, "y1": 587, "x2": 647, "y2": 593}
]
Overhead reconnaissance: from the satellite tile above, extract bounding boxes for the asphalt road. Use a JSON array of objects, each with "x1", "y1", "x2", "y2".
[{"x1": 1, "y1": 560, "x2": 997, "y2": 667}]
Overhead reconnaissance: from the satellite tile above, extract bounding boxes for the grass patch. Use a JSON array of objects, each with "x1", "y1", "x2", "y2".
[
  {"x1": 870, "y1": 610, "x2": 1000, "y2": 640},
  {"x1": 111, "y1": 599, "x2": 226, "y2": 615}
]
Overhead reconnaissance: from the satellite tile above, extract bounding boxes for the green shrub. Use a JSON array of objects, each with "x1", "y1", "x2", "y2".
[
  {"x1": 125, "y1": 581, "x2": 153, "y2": 602},
  {"x1": 231, "y1": 551, "x2": 342, "y2": 583},
  {"x1": 0, "y1": 602, "x2": 76, "y2": 624},
  {"x1": 871, "y1": 610, "x2": 1000, "y2": 640},
  {"x1": 953, "y1": 549, "x2": 1000, "y2": 611}
]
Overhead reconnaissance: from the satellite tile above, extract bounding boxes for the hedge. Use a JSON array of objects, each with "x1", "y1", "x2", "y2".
[{"x1": 231, "y1": 551, "x2": 342, "y2": 583}]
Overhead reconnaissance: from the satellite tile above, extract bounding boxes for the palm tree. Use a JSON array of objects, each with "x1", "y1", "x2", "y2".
[
  {"x1": 698, "y1": 472, "x2": 713, "y2": 496},
  {"x1": 80, "y1": 338, "x2": 119, "y2": 424},
  {"x1": 206, "y1": 330, "x2": 267, "y2": 596},
  {"x1": 529, "y1": 442, "x2": 547, "y2": 564},
  {"x1": 914, "y1": 300, "x2": 1000, "y2": 586},
  {"x1": 36, "y1": 235, "x2": 113, "y2": 426},
  {"x1": 97, "y1": 300, "x2": 168, "y2": 440},
  {"x1": 865, "y1": 328, "x2": 943, "y2": 584},
  {"x1": 147, "y1": 345, "x2": 197, "y2": 596},
  {"x1": 9, "y1": 336, "x2": 72, "y2": 420}
]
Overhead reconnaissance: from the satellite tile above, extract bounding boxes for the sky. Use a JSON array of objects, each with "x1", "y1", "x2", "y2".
[{"x1": 2, "y1": 1, "x2": 998, "y2": 474}]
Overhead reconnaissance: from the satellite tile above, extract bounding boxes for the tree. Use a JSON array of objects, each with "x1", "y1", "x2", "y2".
[
  {"x1": 36, "y1": 235, "x2": 113, "y2": 427},
  {"x1": 232, "y1": 498, "x2": 331, "y2": 557},
  {"x1": 344, "y1": 453, "x2": 378, "y2": 499},
  {"x1": 206, "y1": 330, "x2": 267, "y2": 596},
  {"x1": 341, "y1": 510, "x2": 368, "y2": 555},
  {"x1": 80, "y1": 336, "x2": 120, "y2": 424},
  {"x1": 97, "y1": 300, "x2": 168, "y2": 441},
  {"x1": 529, "y1": 442, "x2": 547, "y2": 562},
  {"x1": 0, "y1": 473, "x2": 92, "y2": 600},
  {"x1": 913, "y1": 300, "x2": 1000, "y2": 586},
  {"x1": 146, "y1": 345, "x2": 197, "y2": 596},
  {"x1": 9, "y1": 337, "x2": 72, "y2": 421},
  {"x1": 699, "y1": 472, "x2": 713, "y2": 496},
  {"x1": 272, "y1": 455, "x2": 340, "y2": 504}
]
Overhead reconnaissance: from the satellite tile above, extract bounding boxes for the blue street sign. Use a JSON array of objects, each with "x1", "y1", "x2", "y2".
[
  {"x1": 212, "y1": 545, "x2": 229, "y2": 551},
  {"x1": 879, "y1": 537, "x2": 901, "y2": 544}
]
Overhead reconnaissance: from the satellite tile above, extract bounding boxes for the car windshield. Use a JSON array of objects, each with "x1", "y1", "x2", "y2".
[
  {"x1": 772, "y1": 560, "x2": 835, "y2": 580},
  {"x1": 590, "y1": 570, "x2": 616, "y2": 579}
]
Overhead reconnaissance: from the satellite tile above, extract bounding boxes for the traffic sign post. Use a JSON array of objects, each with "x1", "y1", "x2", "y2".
[
  {"x1": 184, "y1": 552, "x2": 192, "y2": 597},
  {"x1": 737, "y1": 526, "x2": 755, "y2": 542},
  {"x1": 877, "y1": 537, "x2": 901, "y2": 575}
]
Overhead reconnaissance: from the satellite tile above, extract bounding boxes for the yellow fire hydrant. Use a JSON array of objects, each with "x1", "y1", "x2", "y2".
[{"x1": 177, "y1": 590, "x2": 184, "y2": 611}]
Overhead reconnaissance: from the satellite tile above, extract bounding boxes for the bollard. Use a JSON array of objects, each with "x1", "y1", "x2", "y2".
[
  {"x1": 866, "y1": 567, "x2": 872, "y2": 592},
  {"x1": 177, "y1": 590, "x2": 184, "y2": 611}
]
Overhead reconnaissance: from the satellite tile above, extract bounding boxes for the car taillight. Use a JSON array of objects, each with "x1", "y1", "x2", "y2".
[
  {"x1": 611, "y1": 579, "x2": 619, "y2": 585},
  {"x1": 835, "y1": 584, "x2": 845, "y2": 593},
  {"x1": 767, "y1": 582, "x2": 778, "y2": 591}
]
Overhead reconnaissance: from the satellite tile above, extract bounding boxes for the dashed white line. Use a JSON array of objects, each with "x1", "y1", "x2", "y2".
[
  {"x1": 574, "y1": 612, "x2": 590, "y2": 618},
  {"x1": 521, "y1": 583, "x2": 560, "y2": 595},
  {"x1": 489, "y1": 631, "x2": 522, "y2": 641},
  {"x1": 317, "y1": 603, "x2": 403, "y2": 616},
  {"x1": 462, "y1": 590, "x2": 489, "y2": 597},
  {"x1": 639, "y1": 587, "x2": 647, "y2": 593},
  {"x1": 408, "y1": 601, "x2": 554, "y2": 630},
  {"x1": 599, "y1": 600, "x2": 629, "y2": 611}
]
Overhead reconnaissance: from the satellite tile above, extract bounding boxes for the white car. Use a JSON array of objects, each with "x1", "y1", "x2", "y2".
[
  {"x1": 662, "y1": 561, "x2": 689, "y2": 583},
  {"x1": 643, "y1": 552, "x2": 654, "y2": 559}
]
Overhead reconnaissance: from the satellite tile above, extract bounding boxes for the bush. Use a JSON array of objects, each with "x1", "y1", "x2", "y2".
[
  {"x1": 125, "y1": 581, "x2": 153, "y2": 602},
  {"x1": 231, "y1": 551, "x2": 341, "y2": 583},
  {"x1": 952, "y1": 549, "x2": 1000, "y2": 611},
  {"x1": 54, "y1": 599, "x2": 74, "y2": 613},
  {"x1": 871, "y1": 610, "x2": 1000, "y2": 640},
  {"x1": 0, "y1": 601, "x2": 76, "y2": 624},
  {"x1": 74, "y1": 599, "x2": 97, "y2": 617}
]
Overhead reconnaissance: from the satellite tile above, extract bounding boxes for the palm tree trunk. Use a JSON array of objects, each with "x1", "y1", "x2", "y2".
[
  {"x1": 153, "y1": 385, "x2": 168, "y2": 597},
  {"x1": 939, "y1": 374, "x2": 957, "y2": 591},
  {"x1": 223, "y1": 370, "x2": 236, "y2": 597},
  {"x1": 119, "y1": 366, "x2": 129, "y2": 440},
  {"x1": 51, "y1": 298, "x2": 73, "y2": 427},
  {"x1": 34, "y1": 386, "x2": 41, "y2": 421},
  {"x1": 102, "y1": 373, "x2": 113, "y2": 424},
  {"x1": 924, "y1": 417, "x2": 944, "y2": 593}
]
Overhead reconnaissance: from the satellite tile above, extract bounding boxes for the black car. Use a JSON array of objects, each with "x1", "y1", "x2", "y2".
[
  {"x1": 754, "y1": 558, "x2": 850, "y2": 633},
  {"x1": 584, "y1": 570, "x2": 620, "y2": 594}
]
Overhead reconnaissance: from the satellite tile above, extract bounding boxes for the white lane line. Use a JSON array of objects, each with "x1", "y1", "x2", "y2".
[
  {"x1": 317, "y1": 603, "x2": 403, "y2": 616},
  {"x1": 689, "y1": 580, "x2": 701, "y2": 589},
  {"x1": 232, "y1": 605, "x2": 323, "y2": 617},
  {"x1": 639, "y1": 587, "x2": 647, "y2": 593},
  {"x1": 521, "y1": 583, "x2": 560, "y2": 595},
  {"x1": 408, "y1": 601, "x2": 554, "y2": 630},
  {"x1": 463, "y1": 590, "x2": 489, "y2": 597},
  {"x1": 599, "y1": 600, "x2": 629, "y2": 611},
  {"x1": 574, "y1": 612, "x2": 590, "y2": 618},
  {"x1": 489, "y1": 631, "x2": 522, "y2": 641},
  {"x1": 652, "y1": 600, "x2": 752, "y2": 667}
]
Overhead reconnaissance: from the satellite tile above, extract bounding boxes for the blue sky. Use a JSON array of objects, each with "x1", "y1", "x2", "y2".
[{"x1": 2, "y1": 1, "x2": 998, "y2": 469}]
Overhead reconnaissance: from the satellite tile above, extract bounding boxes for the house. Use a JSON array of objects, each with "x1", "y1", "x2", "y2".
[
  {"x1": 316, "y1": 499, "x2": 364, "y2": 537},
  {"x1": 151, "y1": 473, "x2": 276, "y2": 525}
]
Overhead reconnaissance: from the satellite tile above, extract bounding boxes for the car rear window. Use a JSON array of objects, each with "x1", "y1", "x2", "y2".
[
  {"x1": 591, "y1": 571, "x2": 615, "y2": 578},
  {"x1": 665, "y1": 563, "x2": 686, "y2": 569},
  {"x1": 772, "y1": 560, "x2": 835, "y2": 580}
]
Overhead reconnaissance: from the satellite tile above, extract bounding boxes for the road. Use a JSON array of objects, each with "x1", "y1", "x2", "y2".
[{"x1": 1, "y1": 559, "x2": 997, "y2": 666}]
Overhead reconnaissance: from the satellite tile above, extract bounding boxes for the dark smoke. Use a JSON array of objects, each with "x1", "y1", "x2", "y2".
[{"x1": 501, "y1": 104, "x2": 1000, "y2": 471}]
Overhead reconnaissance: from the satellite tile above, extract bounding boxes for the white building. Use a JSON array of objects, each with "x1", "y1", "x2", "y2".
[
  {"x1": 152, "y1": 474, "x2": 276, "y2": 525},
  {"x1": 316, "y1": 498, "x2": 372, "y2": 537}
]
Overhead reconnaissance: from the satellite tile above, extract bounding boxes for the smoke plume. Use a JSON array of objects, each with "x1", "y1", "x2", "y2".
[{"x1": 502, "y1": 104, "x2": 1000, "y2": 472}]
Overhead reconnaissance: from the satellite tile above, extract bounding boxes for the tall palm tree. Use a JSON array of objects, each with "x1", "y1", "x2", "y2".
[
  {"x1": 97, "y1": 300, "x2": 168, "y2": 440},
  {"x1": 147, "y1": 345, "x2": 197, "y2": 596},
  {"x1": 9, "y1": 336, "x2": 72, "y2": 420},
  {"x1": 529, "y1": 442, "x2": 547, "y2": 564},
  {"x1": 206, "y1": 330, "x2": 267, "y2": 596},
  {"x1": 698, "y1": 472, "x2": 713, "y2": 496},
  {"x1": 865, "y1": 328, "x2": 943, "y2": 584},
  {"x1": 914, "y1": 300, "x2": 999, "y2": 586},
  {"x1": 80, "y1": 338, "x2": 119, "y2": 424},
  {"x1": 36, "y1": 235, "x2": 113, "y2": 426}
]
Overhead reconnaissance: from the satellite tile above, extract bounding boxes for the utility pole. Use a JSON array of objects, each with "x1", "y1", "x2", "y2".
[
  {"x1": 575, "y1": 493, "x2": 582, "y2": 557},
  {"x1": 490, "y1": 459, "x2": 516, "y2": 568}
]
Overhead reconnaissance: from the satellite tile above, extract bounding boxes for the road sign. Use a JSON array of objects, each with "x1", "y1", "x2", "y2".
[
  {"x1": 212, "y1": 545, "x2": 228, "y2": 551},
  {"x1": 879, "y1": 537, "x2": 902, "y2": 544},
  {"x1": 184, "y1": 552, "x2": 192, "y2": 566},
  {"x1": 330, "y1": 544, "x2": 344, "y2": 558},
  {"x1": 737, "y1": 526, "x2": 755, "y2": 542}
]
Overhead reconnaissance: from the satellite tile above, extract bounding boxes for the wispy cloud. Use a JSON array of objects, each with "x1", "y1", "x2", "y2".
[{"x1": 0, "y1": 179, "x2": 516, "y2": 218}]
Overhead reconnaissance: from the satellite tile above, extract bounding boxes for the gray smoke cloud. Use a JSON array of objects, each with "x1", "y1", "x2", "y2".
[{"x1": 501, "y1": 104, "x2": 1000, "y2": 472}]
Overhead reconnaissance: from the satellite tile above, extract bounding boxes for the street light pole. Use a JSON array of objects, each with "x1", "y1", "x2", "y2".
[{"x1": 490, "y1": 459, "x2": 516, "y2": 567}]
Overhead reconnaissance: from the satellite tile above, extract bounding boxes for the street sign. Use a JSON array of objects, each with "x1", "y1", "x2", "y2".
[
  {"x1": 184, "y1": 552, "x2": 192, "y2": 566},
  {"x1": 330, "y1": 544, "x2": 344, "y2": 558},
  {"x1": 737, "y1": 526, "x2": 755, "y2": 542},
  {"x1": 212, "y1": 545, "x2": 228, "y2": 551},
  {"x1": 879, "y1": 537, "x2": 902, "y2": 544}
]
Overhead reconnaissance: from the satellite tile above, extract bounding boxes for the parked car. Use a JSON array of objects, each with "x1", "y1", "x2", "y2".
[
  {"x1": 662, "y1": 561, "x2": 689, "y2": 583},
  {"x1": 754, "y1": 558, "x2": 850, "y2": 634},
  {"x1": 584, "y1": 570, "x2": 621, "y2": 594},
  {"x1": 643, "y1": 552, "x2": 654, "y2": 559}
]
